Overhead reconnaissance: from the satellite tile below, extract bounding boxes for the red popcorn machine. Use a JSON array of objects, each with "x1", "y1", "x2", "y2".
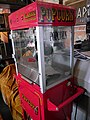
[{"x1": 9, "y1": 2, "x2": 84, "y2": 120}]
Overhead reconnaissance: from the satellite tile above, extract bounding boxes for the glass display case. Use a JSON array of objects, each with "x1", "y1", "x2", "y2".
[{"x1": 12, "y1": 25, "x2": 73, "y2": 89}]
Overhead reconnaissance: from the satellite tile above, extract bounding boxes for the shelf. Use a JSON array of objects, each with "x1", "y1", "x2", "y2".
[
  {"x1": 0, "y1": 1, "x2": 27, "y2": 10},
  {"x1": 0, "y1": 28, "x2": 10, "y2": 32},
  {"x1": 0, "y1": 1, "x2": 26, "y2": 6}
]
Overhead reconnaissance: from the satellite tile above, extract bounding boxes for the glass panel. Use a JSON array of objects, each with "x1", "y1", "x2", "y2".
[
  {"x1": 43, "y1": 26, "x2": 72, "y2": 87},
  {"x1": 12, "y1": 27, "x2": 39, "y2": 84},
  {"x1": 12, "y1": 26, "x2": 72, "y2": 88}
]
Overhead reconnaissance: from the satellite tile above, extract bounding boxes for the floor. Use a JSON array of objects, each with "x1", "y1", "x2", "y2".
[{"x1": 0, "y1": 92, "x2": 13, "y2": 120}]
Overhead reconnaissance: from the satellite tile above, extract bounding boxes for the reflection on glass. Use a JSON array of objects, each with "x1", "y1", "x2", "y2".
[
  {"x1": 12, "y1": 26, "x2": 72, "y2": 87},
  {"x1": 12, "y1": 27, "x2": 39, "y2": 84},
  {"x1": 43, "y1": 26, "x2": 71, "y2": 86}
]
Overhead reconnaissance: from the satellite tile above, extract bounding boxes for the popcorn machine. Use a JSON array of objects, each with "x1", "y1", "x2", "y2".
[{"x1": 9, "y1": 2, "x2": 84, "y2": 120}]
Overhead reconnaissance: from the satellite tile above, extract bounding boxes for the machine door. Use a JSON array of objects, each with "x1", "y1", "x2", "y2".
[
  {"x1": 12, "y1": 28, "x2": 39, "y2": 84},
  {"x1": 42, "y1": 26, "x2": 73, "y2": 89},
  {"x1": 18, "y1": 78, "x2": 41, "y2": 120}
]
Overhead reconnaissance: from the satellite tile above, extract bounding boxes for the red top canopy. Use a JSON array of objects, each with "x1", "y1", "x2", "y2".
[{"x1": 9, "y1": 1, "x2": 76, "y2": 30}]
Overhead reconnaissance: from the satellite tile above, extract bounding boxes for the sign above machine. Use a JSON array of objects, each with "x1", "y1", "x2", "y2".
[
  {"x1": 9, "y1": 1, "x2": 76, "y2": 30},
  {"x1": 39, "y1": 5, "x2": 74, "y2": 23}
]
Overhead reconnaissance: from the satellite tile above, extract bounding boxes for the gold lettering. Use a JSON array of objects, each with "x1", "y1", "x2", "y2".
[
  {"x1": 52, "y1": 8, "x2": 56, "y2": 21},
  {"x1": 24, "y1": 11, "x2": 36, "y2": 19},
  {"x1": 39, "y1": 6, "x2": 74, "y2": 23},
  {"x1": 66, "y1": 10, "x2": 70, "y2": 21},
  {"x1": 40, "y1": 7, "x2": 46, "y2": 22},
  {"x1": 22, "y1": 94, "x2": 37, "y2": 114},
  {"x1": 70, "y1": 10, "x2": 74, "y2": 21},
  {"x1": 46, "y1": 8, "x2": 51, "y2": 21},
  {"x1": 61, "y1": 10, "x2": 66, "y2": 21},
  {"x1": 57, "y1": 9, "x2": 61, "y2": 21}
]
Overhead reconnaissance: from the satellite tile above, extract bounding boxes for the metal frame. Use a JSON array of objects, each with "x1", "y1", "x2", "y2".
[
  {"x1": 36, "y1": 26, "x2": 46, "y2": 93},
  {"x1": 36, "y1": 26, "x2": 74, "y2": 92},
  {"x1": 70, "y1": 26, "x2": 74, "y2": 76},
  {"x1": 10, "y1": 30, "x2": 18, "y2": 75}
]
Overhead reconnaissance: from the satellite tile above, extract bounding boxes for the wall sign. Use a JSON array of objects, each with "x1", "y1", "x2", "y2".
[{"x1": 65, "y1": 0, "x2": 87, "y2": 25}]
